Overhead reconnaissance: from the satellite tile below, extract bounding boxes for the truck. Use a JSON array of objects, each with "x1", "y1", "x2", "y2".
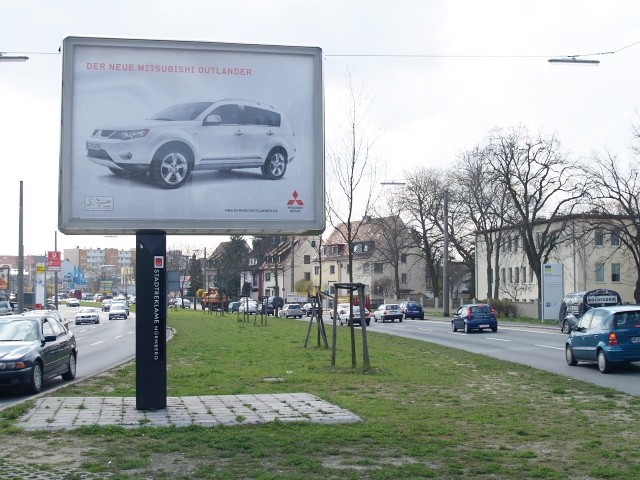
[
  {"x1": 201, "y1": 287, "x2": 229, "y2": 311},
  {"x1": 71, "y1": 289, "x2": 83, "y2": 300}
]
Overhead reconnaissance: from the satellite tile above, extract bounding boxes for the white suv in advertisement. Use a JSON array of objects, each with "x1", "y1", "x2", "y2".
[{"x1": 86, "y1": 99, "x2": 296, "y2": 189}]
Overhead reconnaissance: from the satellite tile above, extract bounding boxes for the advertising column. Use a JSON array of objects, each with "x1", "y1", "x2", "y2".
[{"x1": 541, "y1": 263, "x2": 564, "y2": 321}]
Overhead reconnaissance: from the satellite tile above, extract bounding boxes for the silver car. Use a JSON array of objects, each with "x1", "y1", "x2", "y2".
[{"x1": 87, "y1": 99, "x2": 296, "y2": 189}]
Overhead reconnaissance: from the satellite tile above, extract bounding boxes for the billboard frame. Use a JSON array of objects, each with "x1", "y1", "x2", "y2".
[{"x1": 59, "y1": 36, "x2": 324, "y2": 236}]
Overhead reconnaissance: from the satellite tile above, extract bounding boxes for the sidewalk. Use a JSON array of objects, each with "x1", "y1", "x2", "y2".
[{"x1": 16, "y1": 392, "x2": 361, "y2": 431}]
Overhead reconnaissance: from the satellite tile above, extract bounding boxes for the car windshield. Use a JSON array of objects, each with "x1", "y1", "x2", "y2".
[
  {"x1": 0, "y1": 319, "x2": 38, "y2": 341},
  {"x1": 151, "y1": 102, "x2": 214, "y2": 121}
]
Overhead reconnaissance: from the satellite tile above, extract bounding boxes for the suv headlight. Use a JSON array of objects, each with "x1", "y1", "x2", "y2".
[{"x1": 117, "y1": 129, "x2": 149, "y2": 140}]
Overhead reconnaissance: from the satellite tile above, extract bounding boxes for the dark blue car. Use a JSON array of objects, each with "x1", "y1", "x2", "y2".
[
  {"x1": 400, "y1": 301, "x2": 424, "y2": 320},
  {"x1": 565, "y1": 305, "x2": 640, "y2": 373},
  {"x1": 452, "y1": 304, "x2": 498, "y2": 333}
]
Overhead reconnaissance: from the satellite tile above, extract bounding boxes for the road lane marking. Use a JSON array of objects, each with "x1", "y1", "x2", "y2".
[
  {"x1": 486, "y1": 337, "x2": 510, "y2": 342},
  {"x1": 535, "y1": 344, "x2": 563, "y2": 350},
  {"x1": 417, "y1": 328, "x2": 432, "y2": 331},
  {"x1": 114, "y1": 335, "x2": 123, "y2": 339},
  {"x1": 90, "y1": 341, "x2": 105, "y2": 346}
]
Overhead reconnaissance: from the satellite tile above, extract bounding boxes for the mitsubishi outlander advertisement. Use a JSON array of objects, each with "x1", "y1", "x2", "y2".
[{"x1": 59, "y1": 36, "x2": 324, "y2": 235}]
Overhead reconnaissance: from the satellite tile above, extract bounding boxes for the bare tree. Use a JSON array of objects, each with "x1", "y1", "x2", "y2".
[
  {"x1": 398, "y1": 168, "x2": 445, "y2": 297},
  {"x1": 327, "y1": 71, "x2": 382, "y2": 282},
  {"x1": 587, "y1": 150, "x2": 640, "y2": 302},
  {"x1": 450, "y1": 145, "x2": 514, "y2": 299},
  {"x1": 369, "y1": 211, "x2": 415, "y2": 299},
  {"x1": 486, "y1": 125, "x2": 587, "y2": 299}
]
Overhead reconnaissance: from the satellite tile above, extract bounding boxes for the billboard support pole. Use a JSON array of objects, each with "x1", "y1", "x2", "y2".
[{"x1": 135, "y1": 230, "x2": 167, "y2": 410}]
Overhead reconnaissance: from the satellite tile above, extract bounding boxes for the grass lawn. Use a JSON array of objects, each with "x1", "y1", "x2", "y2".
[{"x1": 1, "y1": 308, "x2": 639, "y2": 479}]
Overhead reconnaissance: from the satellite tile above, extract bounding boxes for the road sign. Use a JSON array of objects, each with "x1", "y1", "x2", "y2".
[{"x1": 47, "y1": 251, "x2": 61, "y2": 272}]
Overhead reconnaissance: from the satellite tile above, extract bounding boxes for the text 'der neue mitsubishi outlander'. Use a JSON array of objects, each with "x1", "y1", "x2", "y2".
[{"x1": 86, "y1": 99, "x2": 296, "y2": 189}]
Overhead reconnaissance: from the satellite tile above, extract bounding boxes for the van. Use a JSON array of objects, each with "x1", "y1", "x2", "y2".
[{"x1": 559, "y1": 288, "x2": 622, "y2": 333}]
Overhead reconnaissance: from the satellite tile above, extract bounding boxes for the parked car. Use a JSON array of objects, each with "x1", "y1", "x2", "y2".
[
  {"x1": 451, "y1": 304, "x2": 498, "y2": 333},
  {"x1": 258, "y1": 302, "x2": 275, "y2": 315},
  {"x1": 101, "y1": 299, "x2": 113, "y2": 311},
  {"x1": 558, "y1": 289, "x2": 622, "y2": 334},
  {"x1": 565, "y1": 305, "x2": 640, "y2": 373},
  {"x1": 0, "y1": 301, "x2": 13, "y2": 316},
  {"x1": 302, "y1": 303, "x2": 322, "y2": 317},
  {"x1": 66, "y1": 297, "x2": 80, "y2": 307},
  {"x1": 228, "y1": 301, "x2": 240, "y2": 313},
  {"x1": 330, "y1": 303, "x2": 350, "y2": 321},
  {"x1": 0, "y1": 313, "x2": 77, "y2": 393},
  {"x1": 238, "y1": 300, "x2": 257, "y2": 314},
  {"x1": 169, "y1": 298, "x2": 191, "y2": 309},
  {"x1": 109, "y1": 301, "x2": 129, "y2": 320},
  {"x1": 86, "y1": 99, "x2": 296, "y2": 189},
  {"x1": 279, "y1": 304, "x2": 303, "y2": 318},
  {"x1": 400, "y1": 301, "x2": 424, "y2": 320},
  {"x1": 374, "y1": 304, "x2": 404, "y2": 323},
  {"x1": 22, "y1": 309, "x2": 71, "y2": 329},
  {"x1": 75, "y1": 307, "x2": 101, "y2": 325},
  {"x1": 338, "y1": 305, "x2": 371, "y2": 326}
]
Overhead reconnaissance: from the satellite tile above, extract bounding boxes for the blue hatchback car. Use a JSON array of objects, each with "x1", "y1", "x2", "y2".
[
  {"x1": 451, "y1": 304, "x2": 498, "y2": 333},
  {"x1": 565, "y1": 305, "x2": 640, "y2": 373},
  {"x1": 400, "y1": 301, "x2": 424, "y2": 320}
]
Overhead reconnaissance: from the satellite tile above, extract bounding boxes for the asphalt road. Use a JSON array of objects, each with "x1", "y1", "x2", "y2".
[{"x1": 356, "y1": 317, "x2": 640, "y2": 396}]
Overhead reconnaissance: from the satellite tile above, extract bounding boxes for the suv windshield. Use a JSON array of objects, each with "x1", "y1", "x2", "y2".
[{"x1": 151, "y1": 102, "x2": 213, "y2": 121}]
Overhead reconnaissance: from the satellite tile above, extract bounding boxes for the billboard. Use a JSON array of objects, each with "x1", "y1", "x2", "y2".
[{"x1": 59, "y1": 36, "x2": 324, "y2": 235}]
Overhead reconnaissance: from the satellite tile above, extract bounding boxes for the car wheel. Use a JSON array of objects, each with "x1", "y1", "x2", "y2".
[
  {"x1": 75, "y1": 321, "x2": 80, "y2": 325},
  {"x1": 452, "y1": 321, "x2": 457, "y2": 332},
  {"x1": 464, "y1": 322, "x2": 470, "y2": 333},
  {"x1": 399, "y1": 317, "x2": 403, "y2": 323},
  {"x1": 561, "y1": 320, "x2": 571, "y2": 334},
  {"x1": 565, "y1": 345, "x2": 577, "y2": 366},
  {"x1": 491, "y1": 326, "x2": 497, "y2": 333},
  {"x1": 150, "y1": 145, "x2": 192, "y2": 189},
  {"x1": 262, "y1": 148, "x2": 287, "y2": 180},
  {"x1": 597, "y1": 350, "x2": 612, "y2": 374},
  {"x1": 28, "y1": 361, "x2": 43, "y2": 394},
  {"x1": 61, "y1": 353, "x2": 77, "y2": 381}
]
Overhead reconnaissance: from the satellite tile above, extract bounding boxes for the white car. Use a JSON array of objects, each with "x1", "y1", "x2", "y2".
[
  {"x1": 279, "y1": 304, "x2": 303, "y2": 318},
  {"x1": 0, "y1": 301, "x2": 13, "y2": 316},
  {"x1": 171, "y1": 298, "x2": 191, "y2": 309},
  {"x1": 75, "y1": 307, "x2": 100, "y2": 325},
  {"x1": 86, "y1": 99, "x2": 296, "y2": 189},
  {"x1": 238, "y1": 301, "x2": 258, "y2": 314},
  {"x1": 66, "y1": 298, "x2": 80, "y2": 307},
  {"x1": 109, "y1": 301, "x2": 129, "y2": 320}
]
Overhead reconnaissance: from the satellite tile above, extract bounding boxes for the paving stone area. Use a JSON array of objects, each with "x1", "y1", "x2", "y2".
[{"x1": 17, "y1": 393, "x2": 361, "y2": 431}]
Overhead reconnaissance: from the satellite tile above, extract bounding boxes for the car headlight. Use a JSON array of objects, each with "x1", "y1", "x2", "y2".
[
  {"x1": 0, "y1": 361, "x2": 27, "y2": 370},
  {"x1": 116, "y1": 129, "x2": 149, "y2": 140}
]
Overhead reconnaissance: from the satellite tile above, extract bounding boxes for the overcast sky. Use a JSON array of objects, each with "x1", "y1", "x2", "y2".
[{"x1": 2, "y1": 0, "x2": 639, "y2": 257}]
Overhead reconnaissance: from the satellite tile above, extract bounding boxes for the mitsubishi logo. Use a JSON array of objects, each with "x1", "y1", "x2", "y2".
[{"x1": 287, "y1": 191, "x2": 304, "y2": 206}]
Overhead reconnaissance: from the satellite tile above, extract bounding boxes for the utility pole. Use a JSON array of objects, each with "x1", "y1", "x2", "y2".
[{"x1": 443, "y1": 189, "x2": 450, "y2": 317}]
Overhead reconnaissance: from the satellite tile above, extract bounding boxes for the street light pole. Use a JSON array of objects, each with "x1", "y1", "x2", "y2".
[
  {"x1": 442, "y1": 189, "x2": 450, "y2": 317},
  {"x1": 17, "y1": 181, "x2": 24, "y2": 313}
]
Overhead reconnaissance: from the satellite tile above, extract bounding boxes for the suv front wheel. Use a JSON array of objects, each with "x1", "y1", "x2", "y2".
[
  {"x1": 262, "y1": 148, "x2": 287, "y2": 180},
  {"x1": 151, "y1": 145, "x2": 192, "y2": 189}
]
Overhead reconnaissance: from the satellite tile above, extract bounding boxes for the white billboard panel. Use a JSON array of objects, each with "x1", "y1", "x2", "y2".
[
  {"x1": 59, "y1": 36, "x2": 324, "y2": 235},
  {"x1": 541, "y1": 263, "x2": 564, "y2": 321}
]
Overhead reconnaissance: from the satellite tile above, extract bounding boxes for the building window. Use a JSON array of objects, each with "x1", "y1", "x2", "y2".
[
  {"x1": 314, "y1": 266, "x2": 320, "y2": 275},
  {"x1": 508, "y1": 268, "x2": 513, "y2": 283},
  {"x1": 331, "y1": 245, "x2": 339, "y2": 254},
  {"x1": 329, "y1": 265, "x2": 335, "y2": 275},
  {"x1": 401, "y1": 273, "x2": 408, "y2": 284},
  {"x1": 610, "y1": 229, "x2": 620, "y2": 246},
  {"x1": 265, "y1": 289, "x2": 271, "y2": 297},
  {"x1": 595, "y1": 228, "x2": 604, "y2": 246},
  {"x1": 500, "y1": 268, "x2": 505, "y2": 284},
  {"x1": 304, "y1": 272, "x2": 311, "y2": 281},
  {"x1": 346, "y1": 264, "x2": 351, "y2": 274},
  {"x1": 363, "y1": 263, "x2": 370, "y2": 275},
  {"x1": 514, "y1": 237, "x2": 519, "y2": 252},
  {"x1": 521, "y1": 267, "x2": 527, "y2": 284},
  {"x1": 401, "y1": 253, "x2": 407, "y2": 263},
  {"x1": 508, "y1": 237, "x2": 512, "y2": 252},
  {"x1": 612, "y1": 263, "x2": 621, "y2": 282},
  {"x1": 304, "y1": 255, "x2": 310, "y2": 264},
  {"x1": 374, "y1": 263, "x2": 384, "y2": 274},
  {"x1": 595, "y1": 263, "x2": 604, "y2": 283},
  {"x1": 529, "y1": 268, "x2": 534, "y2": 283},
  {"x1": 363, "y1": 243, "x2": 370, "y2": 252},
  {"x1": 265, "y1": 272, "x2": 271, "y2": 282},
  {"x1": 515, "y1": 267, "x2": 520, "y2": 283},
  {"x1": 249, "y1": 258, "x2": 257, "y2": 266}
]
